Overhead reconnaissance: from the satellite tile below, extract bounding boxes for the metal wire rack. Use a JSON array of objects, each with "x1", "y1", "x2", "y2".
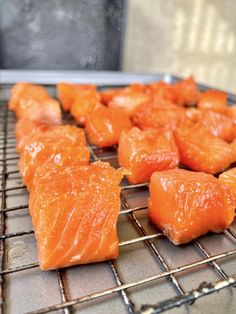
[{"x1": 0, "y1": 79, "x2": 236, "y2": 314}]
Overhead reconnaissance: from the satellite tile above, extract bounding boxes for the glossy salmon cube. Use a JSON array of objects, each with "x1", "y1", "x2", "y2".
[
  {"x1": 174, "y1": 122, "x2": 235, "y2": 174},
  {"x1": 148, "y1": 169, "x2": 235, "y2": 244},
  {"x1": 108, "y1": 84, "x2": 150, "y2": 117},
  {"x1": 57, "y1": 82, "x2": 96, "y2": 111},
  {"x1": 118, "y1": 127, "x2": 179, "y2": 184},
  {"x1": 29, "y1": 161, "x2": 123, "y2": 270},
  {"x1": 15, "y1": 118, "x2": 50, "y2": 152},
  {"x1": 172, "y1": 77, "x2": 201, "y2": 106},
  {"x1": 145, "y1": 81, "x2": 177, "y2": 105},
  {"x1": 201, "y1": 110, "x2": 235, "y2": 142},
  {"x1": 228, "y1": 105, "x2": 236, "y2": 123},
  {"x1": 100, "y1": 88, "x2": 124, "y2": 105},
  {"x1": 15, "y1": 98, "x2": 62, "y2": 125},
  {"x1": 70, "y1": 90, "x2": 101, "y2": 125},
  {"x1": 85, "y1": 105, "x2": 133, "y2": 147},
  {"x1": 133, "y1": 103, "x2": 186, "y2": 131},
  {"x1": 9, "y1": 82, "x2": 50, "y2": 111},
  {"x1": 19, "y1": 125, "x2": 89, "y2": 189},
  {"x1": 219, "y1": 167, "x2": 236, "y2": 202},
  {"x1": 198, "y1": 90, "x2": 228, "y2": 114}
]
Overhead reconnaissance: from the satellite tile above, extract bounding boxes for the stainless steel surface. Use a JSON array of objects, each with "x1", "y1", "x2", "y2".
[{"x1": 0, "y1": 72, "x2": 236, "y2": 313}]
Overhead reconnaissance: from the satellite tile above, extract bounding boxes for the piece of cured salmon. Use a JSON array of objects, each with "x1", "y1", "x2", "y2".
[
  {"x1": 118, "y1": 127, "x2": 179, "y2": 184},
  {"x1": 100, "y1": 88, "x2": 124, "y2": 105},
  {"x1": 144, "y1": 81, "x2": 177, "y2": 106},
  {"x1": 15, "y1": 118, "x2": 50, "y2": 152},
  {"x1": 198, "y1": 90, "x2": 228, "y2": 115},
  {"x1": 171, "y1": 76, "x2": 200, "y2": 106},
  {"x1": 148, "y1": 169, "x2": 235, "y2": 244},
  {"x1": 219, "y1": 168, "x2": 236, "y2": 202},
  {"x1": 201, "y1": 109, "x2": 235, "y2": 142},
  {"x1": 9, "y1": 82, "x2": 50, "y2": 111},
  {"x1": 9, "y1": 83, "x2": 61, "y2": 124},
  {"x1": 57, "y1": 82, "x2": 96, "y2": 111},
  {"x1": 133, "y1": 103, "x2": 186, "y2": 131},
  {"x1": 85, "y1": 105, "x2": 133, "y2": 147},
  {"x1": 29, "y1": 161, "x2": 123, "y2": 270},
  {"x1": 107, "y1": 84, "x2": 150, "y2": 117},
  {"x1": 19, "y1": 125, "x2": 89, "y2": 189},
  {"x1": 174, "y1": 122, "x2": 235, "y2": 174},
  {"x1": 70, "y1": 90, "x2": 101, "y2": 125}
]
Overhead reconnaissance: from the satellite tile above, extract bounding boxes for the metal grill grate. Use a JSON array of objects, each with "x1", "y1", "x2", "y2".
[{"x1": 0, "y1": 78, "x2": 236, "y2": 314}]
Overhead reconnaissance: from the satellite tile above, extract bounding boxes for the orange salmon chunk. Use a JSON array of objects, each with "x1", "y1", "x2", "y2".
[
  {"x1": 219, "y1": 167, "x2": 236, "y2": 202},
  {"x1": 29, "y1": 161, "x2": 123, "y2": 270},
  {"x1": 9, "y1": 82, "x2": 50, "y2": 111},
  {"x1": 15, "y1": 118, "x2": 50, "y2": 152},
  {"x1": 148, "y1": 169, "x2": 235, "y2": 244},
  {"x1": 70, "y1": 90, "x2": 101, "y2": 125},
  {"x1": 174, "y1": 122, "x2": 235, "y2": 174},
  {"x1": 57, "y1": 82, "x2": 96, "y2": 111},
  {"x1": 198, "y1": 90, "x2": 228, "y2": 115},
  {"x1": 19, "y1": 125, "x2": 89, "y2": 189},
  {"x1": 133, "y1": 103, "x2": 186, "y2": 131},
  {"x1": 85, "y1": 105, "x2": 133, "y2": 147},
  {"x1": 172, "y1": 76, "x2": 201, "y2": 106},
  {"x1": 118, "y1": 127, "x2": 179, "y2": 184},
  {"x1": 108, "y1": 84, "x2": 150, "y2": 117}
]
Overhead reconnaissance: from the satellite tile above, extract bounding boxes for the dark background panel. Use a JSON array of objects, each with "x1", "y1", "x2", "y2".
[{"x1": 0, "y1": 0, "x2": 125, "y2": 70}]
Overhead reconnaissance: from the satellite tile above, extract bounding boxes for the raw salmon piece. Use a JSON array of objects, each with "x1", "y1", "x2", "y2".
[
  {"x1": 219, "y1": 168, "x2": 236, "y2": 202},
  {"x1": 19, "y1": 125, "x2": 89, "y2": 189},
  {"x1": 198, "y1": 90, "x2": 228, "y2": 114},
  {"x1": 185, "y1": 108, "x2": 202, "y2": 123},
  {"x1": 15, "y1": 98, "x2": 62, "y2": 125},
  {"x1": 231, "y1": 139, "x2": 236, "y2": 160},
  {"x1": 148, "y1": 169, "x2": 235, "y2": 244},
  {"x1": 228, "y1": 105, "x2": 236, "y2": 123},
  {"x1": 15, "y1": 118, "x2": 50, "y2": 152},
  {"x1": 144, "y1": 82, "x2": 178, "y2": 107},
  {"x1": 70, "y1": 90, "x2": 101, "y2": 125},
  {"x1": 118, "y1": 127, "x2": 179, "y2": 184},
  {"x1": 85, "y1": 105, "x2": 133, "y2": 147},
  {"x1": 174, "y1": 122, "x2": 234, "y2": 174},
  {"x1": 108, "y1": 84, "x2": 150, "y2": 117},
  {"x1": 57, "y1": 82, "x2": 96, "y2": 111},
  {"x1": 133, "y1": 102, "x2": 186, "y2": 131},
  {"x1": 29, "y1": 161, "x2": 123, "y2": 270},
  {"x1": 100, "y1": 88, "x2": 124, "y2": 105},
  {"x1": 9, "y1": 82, "x2": 50, "y2": 111},
  {"x1": 201, "y1": 110, "x2": 235, "y2": 142},
  {"x1": 172, "y1": 77, "x2": 201, "y2": 106}
]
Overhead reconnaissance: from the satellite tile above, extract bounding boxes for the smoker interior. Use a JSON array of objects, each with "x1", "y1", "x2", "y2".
[{"x1": 0, "y1": 74, "x2": 236, "y2": 314}]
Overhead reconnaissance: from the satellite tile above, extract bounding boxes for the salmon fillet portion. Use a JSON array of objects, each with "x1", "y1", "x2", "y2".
[
  {"x1": 133, "y1": 103, "x2": 186, "y2": 131},
  {"x1": 70, "y1": 90, "x2": 101, "y2": 126},
  {"x1": 85, "y1": 105, "x2": 133, "y2": 147},
  {"x1": 15, "y1": 118, "x2": 50, "y2": 152},
  {"x1": 9, "y1": 82, "x2": 50, "y2": 111},
  {"x1": 19, "y1": 125, "x2": 89, "y2": 189},
  {"x1": 171, "y1": 77, "x2": 201, "y2": 106},
  {"x1": 219, "y1": 168, "x2": 236, "y2": 202},
  {"x1": 201, "y1": 110, "x2": 235, "y2": 142},
  {"x1": 174, "y1": 122, "x2": 235, "y2": 174},
  {"x1": 107, "y1": 84, "x2": 150, "y2": 117},
  {"x1": 57, "y1": 82, "x2": 96, "y2": 111},
  {"x1": 198, "y1": 90, "x2": 228, "y2": 115},
  {"x1": 148, "y1": 169, "x2": 235, "y2": 244},
  {"x1": 118, "y1": 127, "x2": 179, "y2": 184},
  {"x1": 9, "y1": 82, "x2": 62, "y2": 124},
  {"x1": 29, "y1": 161, "x2": 123, "y2": 270}
]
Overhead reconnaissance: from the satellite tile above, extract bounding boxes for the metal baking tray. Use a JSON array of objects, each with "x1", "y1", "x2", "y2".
[{"x1": 0, "y1": 71, "x2": 236, "y2": 314}]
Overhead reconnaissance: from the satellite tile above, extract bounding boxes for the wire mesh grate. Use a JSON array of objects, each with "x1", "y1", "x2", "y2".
[{"x1": 0, "y1": 80, "x2": 236, "y2": 314}]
